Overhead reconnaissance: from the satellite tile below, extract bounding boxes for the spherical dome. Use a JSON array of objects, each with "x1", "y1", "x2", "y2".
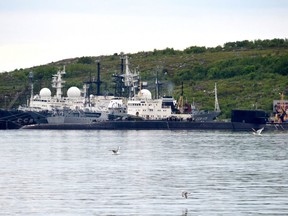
[
  {"x1": 67, "y1": 86, "x2": 81, "y2": 98},
  {"x1": 138, "y1": 89, "x2": 152, "y2": 99},
  {"x1": 39, "y1": 88, "x2": 51, "y2": 98}
]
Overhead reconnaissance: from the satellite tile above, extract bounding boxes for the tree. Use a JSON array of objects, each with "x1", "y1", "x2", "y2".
[{"x1": 77, "y1": 56, "x2": 93, "y2": 64}]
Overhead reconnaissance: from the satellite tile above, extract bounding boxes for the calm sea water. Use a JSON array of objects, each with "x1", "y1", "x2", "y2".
[{"x1": 0, "y1": 129, "x2": 287, "y2": 216}]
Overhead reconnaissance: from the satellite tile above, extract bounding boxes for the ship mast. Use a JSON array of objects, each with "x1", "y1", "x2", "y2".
[
  {"x1": 112, "y1": 54, "x2": 139, "y2": 98},
  {"x1": 124, "y1": 55, "x2": 139, "y2": 98},
  {"x1": 52, "y1": 66, "x2": 66, "y2": 100},
  {"x1": 155, "y1": 69, "x2": 159, "y2": 99},
  {"x1": 155, "y1": 66, "x2": 162, "y2": 99},
  {"x1": 214, "y1": 82, "x2": 220, "y2": 112},
  {"x1": 177, "y1": 82, "x2": 184, "y2": 113},
  {"x1": 29, "y1": 71, "x2": 34, "y2": 102}
]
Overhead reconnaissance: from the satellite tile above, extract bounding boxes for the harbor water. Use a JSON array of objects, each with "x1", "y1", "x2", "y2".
[{"x1": 0, "y1": 129, "x2": 287, "y2": 215}]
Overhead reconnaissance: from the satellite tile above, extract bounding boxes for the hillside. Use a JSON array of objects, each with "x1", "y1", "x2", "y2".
[{"x1": 1, "y1": 39, "x2": 288, "y2": 119}]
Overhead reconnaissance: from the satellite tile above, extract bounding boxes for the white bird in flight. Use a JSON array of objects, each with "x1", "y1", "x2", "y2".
[
  {"x1": 252, "y1": 127, "x2": 264, "y2": 135},
  {"x1": 111, "y1": 146, "x2": 120, "y2": 155},
  {"x1": 182, "y1": 191, "x2": 191, "y2": 199}
]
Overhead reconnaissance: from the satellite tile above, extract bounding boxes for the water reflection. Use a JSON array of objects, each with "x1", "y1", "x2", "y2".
[{"x1": 182, "y1": 208, "x2": 188, "y2": 216}]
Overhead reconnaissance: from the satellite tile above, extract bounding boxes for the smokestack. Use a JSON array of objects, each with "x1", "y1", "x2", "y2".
[
  {"x1": 120, "y1": 52, "x2": 124, "y2": 74},
  {"x1": 96, "y1": 60, "x2": 101, "y2": 96}
]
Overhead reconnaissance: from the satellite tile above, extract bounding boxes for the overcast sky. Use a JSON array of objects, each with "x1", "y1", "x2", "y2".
[{"x1": 0, "y1": 0, "x2": 287, "y2": 72}]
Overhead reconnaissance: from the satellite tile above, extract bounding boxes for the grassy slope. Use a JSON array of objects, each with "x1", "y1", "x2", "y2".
[{"x1": 1, "y1": 46, "x2": 288, "y2": 119}]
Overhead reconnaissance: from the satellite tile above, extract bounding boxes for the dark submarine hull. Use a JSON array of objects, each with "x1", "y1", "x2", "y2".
[
  {"x1": 21, "y1": 120, "x2": 273, "y2": 131},
  {"x1": 18, "y1": 110, "x2": 288, "y2": 131}
]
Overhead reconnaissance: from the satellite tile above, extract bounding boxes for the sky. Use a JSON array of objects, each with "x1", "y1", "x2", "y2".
[{"x1": 0, "y1": 0, "x2": 287, "y2": 72}]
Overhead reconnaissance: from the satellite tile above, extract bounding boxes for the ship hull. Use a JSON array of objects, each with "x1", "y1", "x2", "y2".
[
  {"x1": 0, "y1": 109, "x2": 48, "y2": 130},
  {"x1": 21, "y1": 120, "x2": 272, "y2": 131}
]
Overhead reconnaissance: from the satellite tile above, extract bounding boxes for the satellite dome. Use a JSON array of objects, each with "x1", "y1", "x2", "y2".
[
  {"x1": 67, "y1": 86, "x2": 81, "y2": 98},
  {"x1": 39, "y1": 88, "x2": 51, "y2": 98},
  {"x1": 138, "y1": 89, "x2": 152, "y2": 99}
]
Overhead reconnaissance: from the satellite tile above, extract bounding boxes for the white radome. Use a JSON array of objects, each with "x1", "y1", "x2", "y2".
[
  {"x1": 138, "y1": 89, "x2": 152, "y2": 99},
  {"x1": 67, "y1": 86, "x2": 81, "y2": 98},
  {"x1": 39, "y1": 88, "x2": 51, "y2": 98}
]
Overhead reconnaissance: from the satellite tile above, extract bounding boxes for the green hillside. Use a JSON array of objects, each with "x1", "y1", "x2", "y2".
[{"x1": 1, "y1": 38, "x2": 288, "y2": 119}]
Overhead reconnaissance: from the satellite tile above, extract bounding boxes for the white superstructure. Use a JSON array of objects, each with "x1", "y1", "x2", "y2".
[
  {"x1": 18, "y1": 67, "x2": 114, "y2": 113},
  {"x1": 127, "y1": 89, "x2": 172, "y2": 120}
]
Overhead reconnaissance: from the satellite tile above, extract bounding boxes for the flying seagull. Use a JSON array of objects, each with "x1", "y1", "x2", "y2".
[
  {"x1": 111, "y1": 146, "x2": 120, "y2": 155},
  {"x1": 252, "y1": 127, "x2": 264, "y2": 136},
  {"x1": 182, "y1": 191, "x2": 191, "y2": 199}
]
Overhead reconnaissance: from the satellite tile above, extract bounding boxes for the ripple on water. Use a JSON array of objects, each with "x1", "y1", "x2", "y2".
[{"x1": 0, "y1": 130, "x2": 287, "y2": 215}]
